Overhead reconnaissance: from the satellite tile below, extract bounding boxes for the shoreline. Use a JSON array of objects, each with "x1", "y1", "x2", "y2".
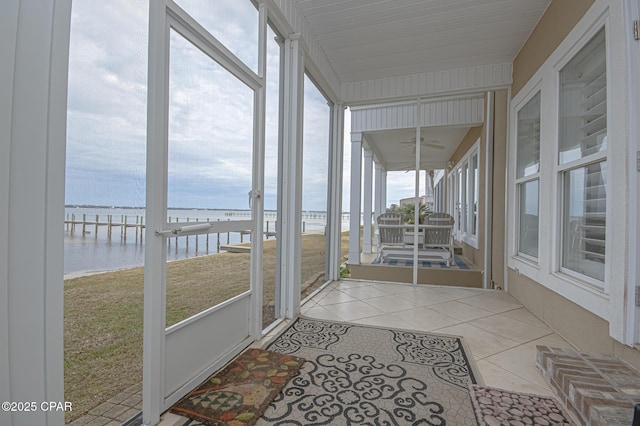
[{"x1": 63, "y1": 230, "x2": 336, "y2": 280}]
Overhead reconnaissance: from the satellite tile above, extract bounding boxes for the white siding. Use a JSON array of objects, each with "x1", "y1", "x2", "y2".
[
  {"x1": 343, "y1": 63, "x2": 512, "y2": 104},
  {"x1": 351, "y1": 96, "x2": 484, "y2": 132}
]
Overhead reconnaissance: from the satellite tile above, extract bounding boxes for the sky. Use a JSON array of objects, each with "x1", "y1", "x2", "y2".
[{"x1": 65, "y1": 1, "x2": 415, "y2": 212}]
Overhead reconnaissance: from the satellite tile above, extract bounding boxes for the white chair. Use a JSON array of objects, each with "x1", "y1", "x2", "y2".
[
  {"x1": 377, "y1": 212, "x2": 404, "y2": 247},
  {"x1": 424, "y1": 213, "x2": 455, "y2": 265},
  {"x1": 426, "y1": 212, "x2": 454, "y2": 226}
]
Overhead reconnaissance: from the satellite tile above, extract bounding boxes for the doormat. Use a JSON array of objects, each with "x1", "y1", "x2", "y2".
[
  {"x1": 170, "y1": 348, "x2": 305, "y2": 426},
  {"x1": 257, "y1": 316, "x2": 481, "y2": 425},
  {"x1": 469, "y1": 384, "x2": 574, "y2": 425}
]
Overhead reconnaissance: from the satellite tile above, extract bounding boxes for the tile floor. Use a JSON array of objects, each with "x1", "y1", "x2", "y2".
[
  {"x1": 299, "y1": 279, "x2": 574, "y2": 397},
  {"x1": 157, "y1": 279, "x2": 576, "y2": 426}
]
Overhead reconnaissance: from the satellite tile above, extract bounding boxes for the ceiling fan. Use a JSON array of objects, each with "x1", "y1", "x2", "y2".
[{"x1": 400, "y1": 137, "x2": 445, "y2": 150}]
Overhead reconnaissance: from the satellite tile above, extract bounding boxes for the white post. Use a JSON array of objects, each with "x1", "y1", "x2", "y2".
[
  {"x1": 249, "y1": 1, "x2": 267, "y2": 339},
  {"x1": 280, "y1": 35, "x2": 304, "y2": 317},
  {"x1": 382, "y1": 169, "x2": 388, "y2": 213},
  {"x1": 413, "y1": 101, "x2": 422, "y2": 285},
  {"x1": 362, "y1": 149, "x2": 374, "y2": 254},
  {"x1": 1, "y1": 1, "x2": 71, "y2": 425},
  {"x1": 144, "y1": 1, "x2": 170, "y2": 423},
  {"x1": 327, "y1": 103, "x2": 345, "y2": 280},
  {"x1": 484, "y1": 91, "x2": 494, "y2": 290},
  {"x1": 348, "y1": 133, "x2": 363, "y2": 264},
  {"x1": 374, "y1": 162, "x2": 384, "y2": 246}
]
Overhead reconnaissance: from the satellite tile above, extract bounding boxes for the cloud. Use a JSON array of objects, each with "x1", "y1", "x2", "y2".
[{"x1": 66, "y1": 3, "x2": 357, "y2": 214}]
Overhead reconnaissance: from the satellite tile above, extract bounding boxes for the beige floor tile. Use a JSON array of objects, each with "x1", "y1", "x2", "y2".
[
  {"x1": 315, "y1": 290, "x2": 359, "y2": 306},
  {"x1": 500, "y1": 307, "x2": 551, "y2": 330},
  {"x1": 305, "y1": 305, "x2": 346, "y2": 321},
  {"x1": 475, "y1": 359, "x2": 554, "y2": 397},
  {"x1": 525, "y1": 332, "x2": 576, "y2": 350},
  {"x1": 321, "y1": 300, "x2": 386, "y2": 321},
  {"x1": 427, "y1": 300, "x2": 493, "y2": 322},
  {"x1": 429, "y1": 286, "x2": 489, "y2": 300},
  {"x1": 472, "y1": 315, "x2": 551, "y2": 344},
  {"x1": 483, "y1": 344, "x2": 549, "y2": 388},
  {"x1": 332, "y1": 280, "x2": 370, "y2": 290},
  {"x1": 434, "y1": 323, "x2": 520, "y2": 359},
  {"x1": 300, "y1": 301, "x2": 317, "y2": 314},
  {"x1": 395, "y1": 289, "x2": 456, "y2": 306},
  {"x1": 391, "y1": 307, "x2": 463, "y2": 331},
  {"x1": 362, "y1": 295, "x2": 421, "y2": 313},
  {"x1": 339, "y1": 285, "x2": 392, "y2": 300},
  {"x1": 351, "y1": 313, "x2": 417, "y2": 330},
  {"x1": 458, "y1": 292, "x2": 522, "y2": 314},
  {"x1": 368, "y1": 282, "x2": 416, "y2": 295}
]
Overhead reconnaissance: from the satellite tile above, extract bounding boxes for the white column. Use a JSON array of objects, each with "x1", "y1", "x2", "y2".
[
  {"x1": 1, "y1": 1, "x2": 71, "y2": 425},
  {"x1": 249, "y1": 1, "x2": 268, "y2": 339},
  {"x1": 373, "y1": 162, "x2": 384, "y2": 245},
  {"x1": 280, "y1": 35, "x2": 304, "y2": 317},
  {"x1": 327, "y1": 103, "x2": 345, "y2": 280},
  {"x1": 348, "y1": 133, "x2": 363, "y2": 264},
  {"x1": 382, "y1": 169, "x2": 388, "y2": 213},
  {"x1": 144, "y1": 2, "x2": 170, "y2": 423},
  {"x1": 362, "y1": 149, "x2": 374, "y2": 254}
]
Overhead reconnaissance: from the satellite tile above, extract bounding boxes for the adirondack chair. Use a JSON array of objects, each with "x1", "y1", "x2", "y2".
[
  {"x1": 424, "y1": 213, "x2": 455, "y2": 265},
  {"x1": 377, "y1": 212, "x2": 404, "y2": 246}
]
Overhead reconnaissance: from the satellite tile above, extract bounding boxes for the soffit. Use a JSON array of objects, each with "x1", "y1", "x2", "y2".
[
  {"x1": 293, "y1": 0, "x2": 550, "y2": 84},
  {"x1": 365, "y1": 126, "x2": 472, "y2": 171}
]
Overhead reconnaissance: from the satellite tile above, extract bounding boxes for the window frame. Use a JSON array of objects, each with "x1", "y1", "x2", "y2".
[
  {"x1": 505, "y1": 3, "x2": 626, "y2": 326},
  {"x1": 555, "y1": 28, "x2": 609, "y2": 288},
  {"x1": 515, "y1": 91, "x2": 541, "y2": 262},
  {"x1": 450, "y1": 139, "x2": 480, "y2": 249}
]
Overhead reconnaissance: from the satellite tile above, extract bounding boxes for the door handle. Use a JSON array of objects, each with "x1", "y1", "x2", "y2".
[{"x1": 248, "y1": 190, "x2": 261, "y2": 209}]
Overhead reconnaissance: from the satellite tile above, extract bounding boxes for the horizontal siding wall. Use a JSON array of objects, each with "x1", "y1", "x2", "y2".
[
  {"x1": 351, "y1": 96, "x2": 484, "y2": 132},
  {"x1": 343, "y1": 63, "x2": 512, "y2": 104}
]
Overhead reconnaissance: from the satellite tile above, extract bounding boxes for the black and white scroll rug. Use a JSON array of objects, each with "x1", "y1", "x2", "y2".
[{"x1": 257, "y1": 316, "x2": 481, "y2": 425}]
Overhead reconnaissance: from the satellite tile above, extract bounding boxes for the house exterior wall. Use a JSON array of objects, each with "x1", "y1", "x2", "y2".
[
  {"x1": 447, "y1": 90, "x2": 508, "y2": 290},
  {"x1": 508, "y1": 269, "x2": 640, "y2": 371},
  {"x1": 507, "y1": 0, "x2": 637, "y2": 359},
  {"x1": 512, "y1": 0, "x2": 596, "y2": 97},
  {"x1": 450, "y1": 126, "x2": 484, "y2": 267}
]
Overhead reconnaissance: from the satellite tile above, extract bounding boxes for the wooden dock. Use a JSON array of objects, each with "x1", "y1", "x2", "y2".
[{"x1": 64, "y1": 214, "x2": 279, "y2": 251}]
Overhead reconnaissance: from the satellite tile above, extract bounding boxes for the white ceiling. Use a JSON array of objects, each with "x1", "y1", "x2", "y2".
[
  {"x1": 294, "y1": 0, "x2": 551, "y2": 84},
  {"x1": 293, "y1": 0, "x2": 549, "y2": 170},
  {"x1": 365, "y1": 126, "x2": 472, "y2": 171}
]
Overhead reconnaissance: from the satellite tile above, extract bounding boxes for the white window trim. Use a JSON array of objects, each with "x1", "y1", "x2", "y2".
[
  {"x1": 507, "y1": 0, "x2": 629, "y2": 330},
  {"x1": 450, "y1": 139, "x2": 480, "y2": 249},
  {"x1": 514, "y1": 89, "x2": 542, "y2": 263}
]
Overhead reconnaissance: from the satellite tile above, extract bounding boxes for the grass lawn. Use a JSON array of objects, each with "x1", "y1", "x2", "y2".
[{"x1": 64, "y1": 232, "x2": 350, "y2": 422}]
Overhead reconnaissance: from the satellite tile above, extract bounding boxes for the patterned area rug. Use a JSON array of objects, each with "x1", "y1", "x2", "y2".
[
  {"x1": 258, "y1": 317, "x2": 480, "y2": 425},
  {"x1": 373, "y1": 254, "x2": 471, "y2": 269},
  {"x1": 470, "y1": 384, "x2": 574, "y2": 426},
  {"x1": 170, "y1": 348, "x2": 305, "y2": 426}
]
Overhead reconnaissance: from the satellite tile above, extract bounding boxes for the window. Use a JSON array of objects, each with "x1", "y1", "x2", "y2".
[
  {"x1": 558, "y1": 29, "x2": 607, "y2": 283},
  {"x1": 516, "y1": 92, "x2": 541, "y2": 259},
  {"x1": 450, "y1": 140, "x2": 479, "y2": 247}
]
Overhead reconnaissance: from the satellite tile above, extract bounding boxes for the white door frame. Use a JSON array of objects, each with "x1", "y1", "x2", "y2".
[
  {"x1": 144, "y1": 2, "x2": 267, "y2": 424},
  {"x1": 626, "y1": 0, "x2": 640, "y2": 345}
]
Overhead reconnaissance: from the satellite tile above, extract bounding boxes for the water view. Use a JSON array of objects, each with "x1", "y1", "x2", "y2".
[{"x1": 64, "y1": 206, "x2": 346, "y2": 277}]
